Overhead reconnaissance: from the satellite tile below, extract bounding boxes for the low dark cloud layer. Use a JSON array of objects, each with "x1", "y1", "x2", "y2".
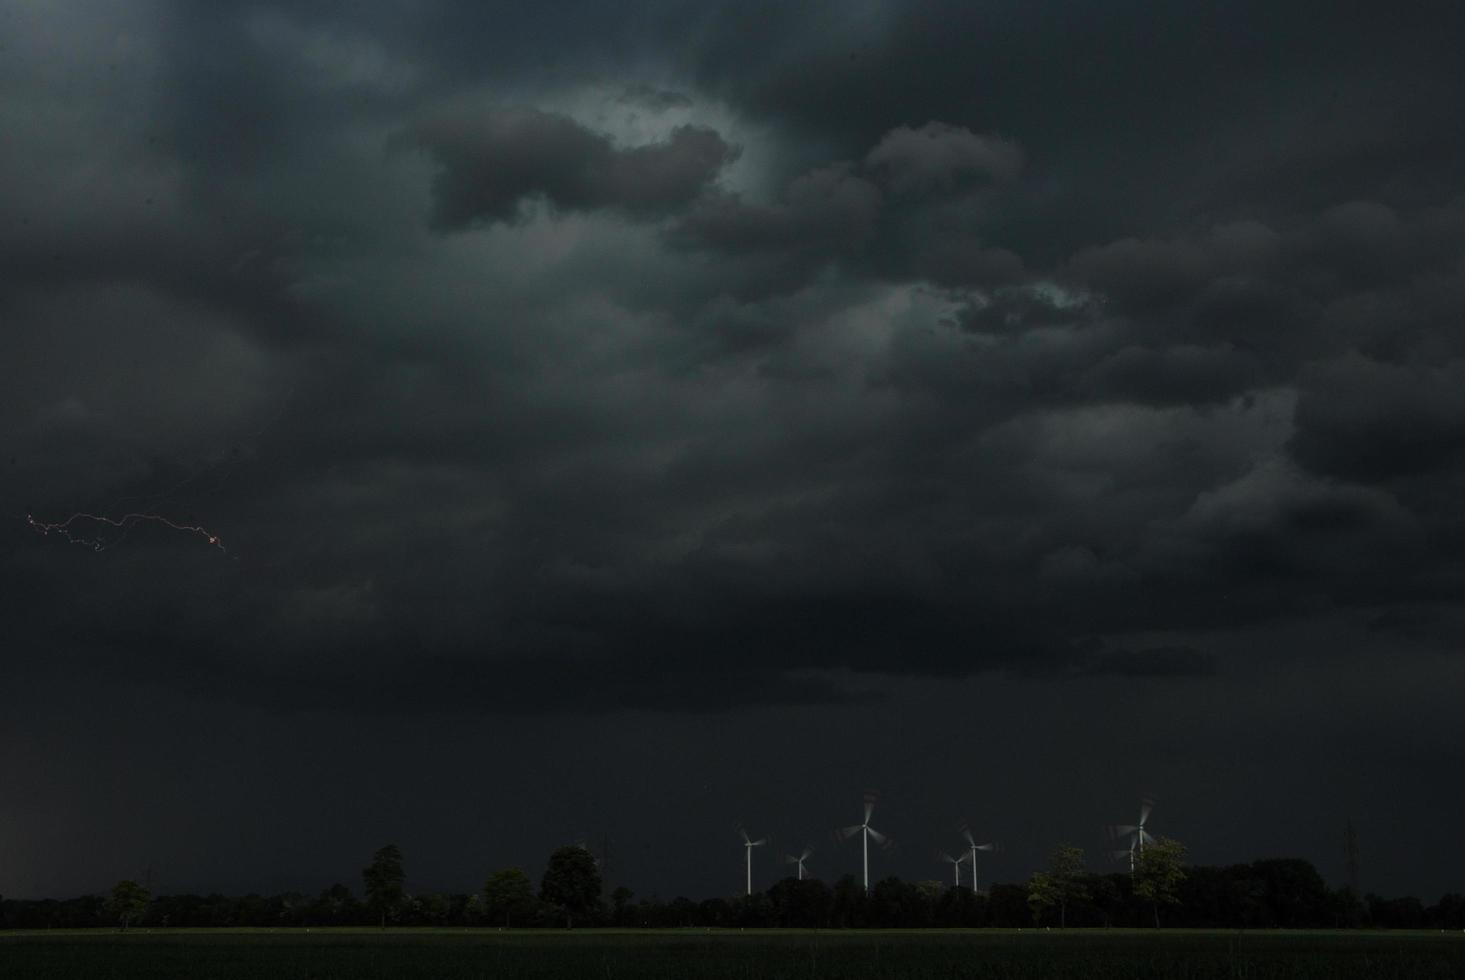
[
  {"x1": 4, "y1": 0, "x2": 1465, "y2": 901},
  {"x1": 864, "y1": 122, "x2": 1023, "y2": 195},
  {"x1": 408, "y1": 107, "x2": 737, "y2": 228}
]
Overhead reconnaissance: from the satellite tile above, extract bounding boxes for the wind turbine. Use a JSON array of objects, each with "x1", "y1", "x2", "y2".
[
  {"x1": 937, "y1": 850, "x2": 970, "y2": 887},
  {"x1": 958, "y1": 824, "x2": 998, "y2": 893},
  {"x1": 837, "y1": 793, "x2": 889, "y2": 892},
  {"x1": 738, "y1": 826, "x2": 767, "y2": 896},
  {"x1": 1111, "y1": 836, "x2": 1137, "y2": 873},
  {"x1": 1110, "y1": 797, "x2": 1156, "y2": 874},
  {"x1": 785, "y1": 846, "x2": 814, "y2": 881}
]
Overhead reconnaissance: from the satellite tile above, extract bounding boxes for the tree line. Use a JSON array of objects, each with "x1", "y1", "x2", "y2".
[{"x1": 3, "y1": 841, "x2": 1461, "y2": 930}]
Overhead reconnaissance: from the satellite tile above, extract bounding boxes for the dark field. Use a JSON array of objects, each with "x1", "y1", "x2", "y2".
[{"x1": 2, "y1": 929, "x2": 1464, "y2": 979}]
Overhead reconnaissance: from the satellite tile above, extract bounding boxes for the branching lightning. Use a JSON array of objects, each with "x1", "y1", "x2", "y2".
[
  {"x1": 24, "y1": 384, "x2": 295, "y2": 557},
  {"x1": 27, "y1": 511, "x2": 226, "y2": 553}
]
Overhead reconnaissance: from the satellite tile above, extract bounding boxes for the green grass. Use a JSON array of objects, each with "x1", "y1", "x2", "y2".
[{"x1": 1, "y1": 928, "x2": 1462, "y2": 979}]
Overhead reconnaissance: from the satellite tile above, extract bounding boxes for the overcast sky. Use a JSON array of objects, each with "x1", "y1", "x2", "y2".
[{"x1": 5, "y1": 0, "x2": 1465, "y2": 903}]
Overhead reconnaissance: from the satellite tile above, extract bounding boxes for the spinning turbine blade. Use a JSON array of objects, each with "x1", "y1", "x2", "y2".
[
  {"x1": 867, "y1": 827, "x2": 888, "y2": 845},
  {"x1": 975, "y1": 843, "x2": 996, "y2": 852},
  {"x1": 1140, "y1": 799, "x2": 1154, "y2": 825},
  {"x1": 750, "y1": 838, "x2": 767, "y2": 847},
  {"x1": 840, "y1": 825, "x2": 862, "y2": 839}
]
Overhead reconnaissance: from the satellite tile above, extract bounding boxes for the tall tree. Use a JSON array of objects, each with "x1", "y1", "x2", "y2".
[
  {"x1": 1043, "y1": 844, "x2": 1089, "y2": 927},
  {"x1": 610, "y1": 886, "x2": 635, "y2": 926},
  {"x1": 539, "y1": 845, "x2": 602, "y2": 928},
  {"x1": 104, "y1": 880, "x2": 150, "y2": 930},
  {"x1": 1133, "y1": 836, "x2": 1188, "y2": 927},
  {"x1": 483, "y1": 867, "x2": 535, "y2": 927},
  {"x1": 362, "y1": 844, "x2": 406, "y2": 928},
  {"x1": 1026, "y1": 871, "x2": 1059, "y2": 925}
]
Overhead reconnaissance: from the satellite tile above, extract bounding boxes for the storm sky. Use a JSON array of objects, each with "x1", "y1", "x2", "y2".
[{"x1": 4, "y1": 1, "x2": 1465, "y2": 902}]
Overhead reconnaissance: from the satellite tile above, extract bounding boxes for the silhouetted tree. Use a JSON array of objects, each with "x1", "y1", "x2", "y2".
[
  {"x1": 698, "y1": 896, "x2": 732, "y2": 926},
  {"x1": 1368, "y1": 892, "x2": 1425, "y2": 929},
  {"x1": 768, "y1": 877, "x2": 833, "y2": 927},
  {"x1": 1133, "y1": 836, "x2": 1187, "y2": 926},
  {"x1": 539, "y1": 845, "x2": 601, "y2": 928},
  {"x1": 987, "y1": 882, "x2": 1030, "y2": 926},
  {"x1": 1027, "y1": 871, "x2": 1058, "y2": 924},
  {"x1": 1428, "y1": 893, "x2": 1465, "y2": 929},
  {"x1": 6, "y1": 849, "x2": 1458, "y2": 931},
  {"x1": 415, "y1": 892, "x2": 452, "y2": 925},
  {"x1": 934, "y1": 882, "x2": 985, "y2": 927},
  {"x1": 610, "y1": 886, "x2": 635, "y2": 926},
  {"x1": 308, "y1": 883, "x2": 360, "y2": 926},
  {"x1": 830, "y1": 874, "x2": 869, "y2": 927},
  {"x1": 483, "y1": 868, "x2": 535, "y2": 927},
  {"x1": 1086, "y1": 873, "x2": 1128, "y2": 926},
  {"x1": 669, "y1": 896, "x2": 697, "y2": 926},
  {"x1": 1249, "y1": 858, "x2": 1330, "y2": 927},
  {"x1": 1032, "y1": 845, "x2": 1089, "y2": 927},
  {"x1": 1329, "y1": 885, "x2": 1366, "y2": 928},
  {"x1": 733, "y1": 892, "x2": 775, "y2": 927},
  {"x1": 362, "y1": 844, "x2": 406, "y2": 927},
  {"x1": 105, "y1": 880, "x2": 150, "y2": 931}
]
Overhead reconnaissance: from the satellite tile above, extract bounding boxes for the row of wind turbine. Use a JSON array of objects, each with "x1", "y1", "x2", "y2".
[{"x1": 739, "y1": 793, "x2": 1000, "y2": 895}]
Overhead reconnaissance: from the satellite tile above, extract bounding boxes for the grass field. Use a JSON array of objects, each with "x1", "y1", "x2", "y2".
[{"x1": 1, "y1": 928, "x2": 1462, "y2": 979}]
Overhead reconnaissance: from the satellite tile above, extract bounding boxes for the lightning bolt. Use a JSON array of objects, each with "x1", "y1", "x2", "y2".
[
  {"x1": 23, "y1": 385, "x2": 294, "y2": 557},
  {"x1": 27, "y1": 512, "x2": 225, "y2": 553}
]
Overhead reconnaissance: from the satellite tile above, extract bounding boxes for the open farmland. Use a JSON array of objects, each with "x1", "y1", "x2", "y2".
[{"x1": 1, "y1": 928, "x2": 1462, "y2": 980}]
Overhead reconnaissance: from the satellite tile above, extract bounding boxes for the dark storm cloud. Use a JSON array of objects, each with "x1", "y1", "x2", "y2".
[
  {"x1": 673, "y1": 162, "x2": 881, "y2": 254},
  {"x1": 864, "y1": 122, "x2": 1023, "y2": 196},
  {"x1": 953, "y1": 284, "x2": 1095, "y2": 334},
  {"x1": 901, "y1": 237, "x2": 1026, "y2": 291},
  {"x1": 10, "y1": 0, "x2": 1465, "y2": 715},
  {"x1": 616, "y1": 83, "x2": 694, "y2": 111},
  {"x1": 1065, "y1": 237, "x2": 1214, "y2": 313},
  {"x1": 666, "y1": 119, "x2": 1028, "y2": 299},
  {"x1": 1080, "y1": 645, "x2": 1217, "y2": 679},
  {"x1": 405, "y1": 107, "x2": 738, "y2": 228},
  {"x1": 1078, "y1": 345, "x2": 1262, "y2": 408},
  {"x1": 1290, "y1": 354, "x2": 1465, "y2": 481},
  {"x1": 6, "y1": 0, "x2": 1465, "y2": 901}
]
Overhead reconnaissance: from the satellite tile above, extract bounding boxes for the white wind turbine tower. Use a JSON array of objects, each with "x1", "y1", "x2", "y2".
[
  {"x1": 1110, "y1": 797, "x2": 1156, "y2": 874},
  {"x1": 837, "y1": 793, "x2": 889, "y2": 893},
  {"x1": 785, "y1": 847, "x2": 813, "y2": 881},
  {"x1": 738, "y1": 826, "x2": 767, "y2": 896},
  {"x1": 937, "y1": 850, "x2": 970, "y2": 887},
  {"x1": 1111, "y1": 835, "x2": 1138, "y2": 874},
  {"x1": 959, "y1": 824, "x2": 998, "y2": 893}
]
